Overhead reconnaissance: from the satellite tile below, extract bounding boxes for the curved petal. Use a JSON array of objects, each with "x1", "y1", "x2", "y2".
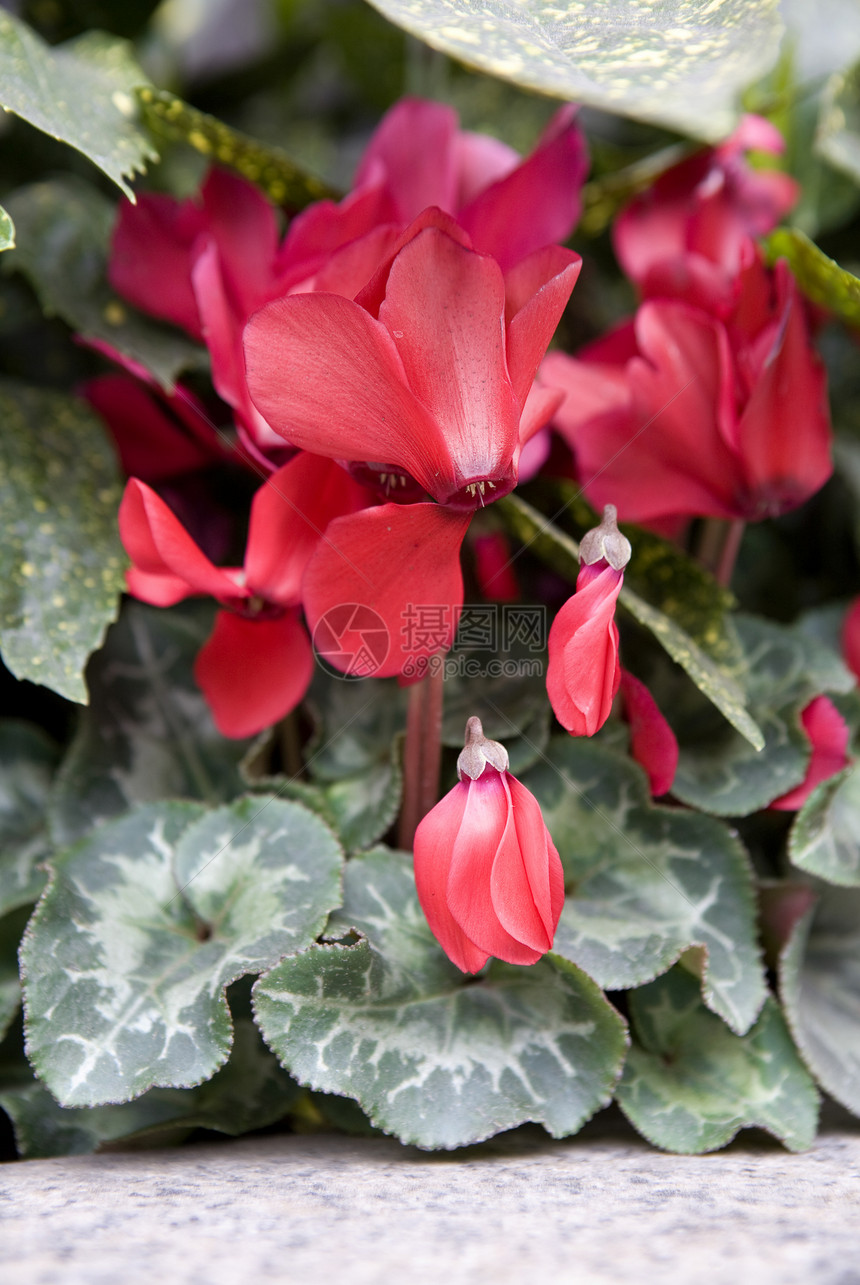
[
  {"x1": 546, "y1": 567, "x2": 623, "y2": 736},
  {"x1": 379, "y1": 227, "x2": 522, "y2": 494},
  {"x1": 194, "y1": 610, "x2": 314, "y2": 740},
  {"x1": 770, "y1": 696, "x2": 851, "y2": 811},
  {"x1": 413, "y1": 782, "x2": 489, "y2": 974},
  {"x1": 125, "y1": 565, "x2": 195, "y2": 608},
  {"x1": 302, "y1": 502, "x2": 470, "y2": 679},
  {"x1": 83, "y1": 375, "x2": 221, "y2": 482},
  {"x1": 504, "y1": 246, "x2": 581, "y2": 407},
  {"x1": 109, "y1": 193, "x2": 205, "y2": 338},
  {"x1": 453, "y1": 130, "x2": 519, "y2": 207},
  {"x1": 245, "y1": 454, "x2": 369, "y2": 605},
  {"x1": 460, "y1": 105, "x2": 588, "y2": 270},
  {"x1": 492, "y1": 774, "x2": 564, "y2": 948},
  {"x1": 354, "y1": 97, "x2": 459, "y2": 221},
  {"x1": 446, "y1": 771, "x2": 543, "y2": 965},
  {"x1": 243, "y1": 291, "x2": 456, "y2": 500},
  {"x1": 620, "y1": 669, "x2": 679, "y2": 796},
  {"x1": 200, "y1": 168, "x2": 281, "y2": 315},
  {"x1": 119, "y1": 478, "x2": 242, "y2": 601}
]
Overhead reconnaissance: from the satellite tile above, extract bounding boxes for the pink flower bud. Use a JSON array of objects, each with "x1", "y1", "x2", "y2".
[
  {"x1": 413, "y1": 718, "x2": 565, "y2": 973},
  {"x1": 546, "y1": 506, "x2": 630, "y2": 737}
]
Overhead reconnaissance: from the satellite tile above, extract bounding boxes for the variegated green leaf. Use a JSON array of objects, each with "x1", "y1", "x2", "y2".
[
  {"x1": 3, "y1": 178, "x2": 206, "y2": 391},
  {"x1": 0, "y1": 16, "x2": 155, "y2": 198},
  {"x1": 671, "y1": 615, "x2": 855, "y2": 816},
  {"x1": 522, "y1": 738, "x2": 766, "y2": 1034},
  {"x1": 0, "y1": 907, "x2": 30, "y2": 1043},
  {"x1": 616, "y1": 968, "x2": 819, "y2": 1153},
  {"x1": 780, "y1": 885, "x2": 860, "y2": 1117},
  {"x1": 49, "y1": 600, "x2": 250, "y2": 848},
  {"x1": 0, "y1": 721, "x2": 59, "y2": 916},
  {"x1": 0, "y1": 380, "x2": 125, "y2": 704},
  {"x1": 0, "y1": 206, "x2": 14, "y2": 252},
  {"x1": 364, "y1": 0, "x2": 783, "y2": 142},
  {"x1": 0, "y1": 1015, "x2": 300, "y2": 1159},
  {"x1": 22, "y1": 796, "x2": 343, "y2": 1107},
  {"x1": 789, "y1": 763, "x2": 860, "y2": 885},
  {"x1": 254, "y1": 848, "x2": 627, "y2": 1149}
]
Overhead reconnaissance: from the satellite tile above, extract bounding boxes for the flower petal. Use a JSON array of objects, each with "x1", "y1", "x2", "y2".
[
  {"x1": 547, "y1": 566, "x2": 623, "y2": 736},
  {"x1": 770, "y1": 696, "x2": 851, "y2": 811},
  {"x1": 504, "y1": 245, "x2": 582, "y2": 408},
  {"x1": 194, "y1": 610, "x2": 314, "y2": 739},
  {"x1": 354, "y1": 97, "x2": 459, "y2": 221},
  {"x1": 620, "y1": 669, "x2": 679, "y2": 796},
  {"x1": 302, "y1": 502, "x2": 470, "y2": 679},
  {"x1": 109, "y1": 192, "x2": 205, "y2": 338},
  {"x1": 118, "y1": 479, "x2": 241, "y2": 600},
  {"x1": 413, "y1": 781, "x2": 490, "y2": 974},
  {"x1": 492, "y1": 773, "x2": 564, "y2": 949}
]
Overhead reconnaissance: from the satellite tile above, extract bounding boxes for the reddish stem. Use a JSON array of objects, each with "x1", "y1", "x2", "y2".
[
  {"x1": 397, "y1": 661, "x2": 444, "y2": 851},
  {"x1": 694, "y1": 517, "x2": 746, "y2": 588}
]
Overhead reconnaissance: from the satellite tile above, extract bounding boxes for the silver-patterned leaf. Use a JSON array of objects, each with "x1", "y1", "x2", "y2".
[
  {"x1": 0, "y1": 379, "x2": 125, "y2": 705},
  {"x1": 522, "y1": 737, "x2": 766, "y2": 1034},
  {"x1": 780, "y1": 884, "x2": 860, "y2": 1116},
  {"x1": 254, "y1": 848, "x2": 627, "y2": 1149},
  {"x1": 0, "y1": 206, "x2": 14, "y2": 252},
  {"x1": 0, "y1": 16, "x2": 156, "y2": 197},
  {"x1": 365, "y1": 0, "x2": 783, "y2": 142},
  {"x1": 789, "y1": 763, "x2": 860, "y2": 886},
  {"x1": 22, "y1": 796, "x2": 343, "y2": 1106},
  {"x1": 671, "y1": 615, "x2": 855, "y2": 816},
  {"x1": 0, "y1": 721, "x2": 59, "y2": 916},
  {"x1": 0, "y1": 1016, "x2": 300, "y2": 1159},
  {"x1": 49, "y1": 599, "x2": 250, "y2": 848},
  {"x1": 616, "y1": 968, "x2": 819, "y2": 1153},
  {"x1": 3, "y1": 178, "x2": 206, "y2": 391}
]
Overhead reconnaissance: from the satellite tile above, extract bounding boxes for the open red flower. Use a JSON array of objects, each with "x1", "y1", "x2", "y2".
[
  {"x1": 413, "y1": 717, "x2": 564, "y2": 973},
  {"x1": 542, "y1": 253, "x2": 831, "y2": 525},
  {"x1": 119, "y1": 452, "x2": 368, "y2": 737},
  {"x1": 547, "y1": 506, "x2": 630, "y2": 737}
]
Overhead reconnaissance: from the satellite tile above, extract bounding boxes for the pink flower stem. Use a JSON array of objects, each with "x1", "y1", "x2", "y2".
[
  {"x1": 398, "y1": 660, "x2": 445, "y2": 851},
  {"x1": 694, "y1": 517, "x2": 746, "y2": 588}
]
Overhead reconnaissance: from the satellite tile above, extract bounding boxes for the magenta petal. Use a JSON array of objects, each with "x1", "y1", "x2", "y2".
[
  {"x1": 446, "y1": 772, "x2": 542, "y2": 966},
  {"x1": 302, "y1": 503, "x2": 470, "y2": 679},
  {"x1": 244, "y1": 454, "x2": 368, "y2": 606},
  {"x1": 379, "y1": 228, "x2": 521, "y2": 492},
  {"x1": 453, "y1": 130, "x2": 519, "y2": 207},
  {"x1": 109, "y1": 193, "x2": 205, "y2": 338},
  {"x1": 195, "y1": 610, "x2": 314, "y2": 739},
  {"x1": 504, "y1": 246, "x2": 581, "y2": 408},
  {"x1": 354, "y1": 97, "x2": 459, "y2": 221},
  {"x1": 118, "y1": 479, "x2": 241, "y2": 600},
  {"x1": 770, "y1": 696, "x2": 851, "y2": 811},
  {"x1": 413, "y1": 783, "x2": 490, "y2": 974},
  {"x1": 620, "y1": 669, "x2": 679, "y2": 796},
  {"x1": 243, "y1": 291, "x2": 454, "y2": 499},
  {"x1": 460, "y1": 106, "x2": 588, "y2": 270}
]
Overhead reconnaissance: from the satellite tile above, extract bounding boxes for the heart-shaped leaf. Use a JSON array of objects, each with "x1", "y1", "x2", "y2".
[
  {"x1": 789, "y1": 763, "x2": 860, "y2": 885},
  {"x1": 22, "y1": 796, "x2": 343, "y2": 1106},
  {"x1": 254, "y1": 847, "x2": 627, "y2": 1149},
  {"x1": 0, "y1": 721, "x2": 59, "y2": 916}
]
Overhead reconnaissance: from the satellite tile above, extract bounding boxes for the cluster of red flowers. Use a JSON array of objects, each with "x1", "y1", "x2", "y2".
[{"x1": 93, "y1": 98, "x2": 843, "y2": 973}]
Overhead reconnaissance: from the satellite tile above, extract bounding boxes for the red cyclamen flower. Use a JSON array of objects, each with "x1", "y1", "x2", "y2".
[
  {"x1": 546, "y1": 505, "x2": 631, "y2": 737},
  {"x1": 769, "y1": 696, "x2": 852, "y2": 812},
  {"x1": 414, "y1": 718, "x2": 564, "y2": 973}
]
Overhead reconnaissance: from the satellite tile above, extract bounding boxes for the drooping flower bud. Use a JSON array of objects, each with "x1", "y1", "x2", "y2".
[
  {"x1": 546, "y1": 505, "x2": 630, "y2": 737},
  {"x1": 413, "y1": 718, "x2": 565, "y2": 974}
]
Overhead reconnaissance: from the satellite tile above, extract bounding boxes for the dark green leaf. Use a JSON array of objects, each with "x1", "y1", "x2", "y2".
[
  {"x1": 790, "y1": 763, "x2": 860, "y2": 885},
  {"x1": 0, "y1": 15, "x2": 156, "y2": 197},
  {"x1": 254, "y1": 847, "x2": 627, "y2": 1149},
  {"x1": 22, "y1": 796, "x2": 343, "y2": 1106},
  {"x1": 780, "y1": 884, "x2": 860, "y2": 1116},
  {"x1": 522, "y1": 737, "x2": 766, "y2": 1034},
  {"x1": 672, "y1": 615, "x2": 855, "y2": 816},
  {"x1": 0, "y1": 721, "x2": 59, "y2": 916},
  {"x1": 616, "y1": 968, "x2": 819, "y2": 1153},
  {"x1": 497, "y1": 494, "x2": 763, "y2": 750},
  {"x1": 0, "y1": 1016, "x2": 300, "y2": 1159},
  {"x1": 49, "y1": 600, "x2": 250, "y2": 848},
  {"x1": 365, "y1": 0, "x2": 783, "y2": 141},
  {"x1": 138, "y1": 88, "x2": 339, "y2": 209},
  {"x1": 0, "y1": 379, "x2": 125, "y2": 704},
  {"x1": 0, "y1": 907, "x2": 31, "y2": 1043},
  {"x1": 3, "y1": 178, "x2": 206, "y2": 391},
  {"x1": 767, "y1": 228, "x2": 860, "y2": 326}
]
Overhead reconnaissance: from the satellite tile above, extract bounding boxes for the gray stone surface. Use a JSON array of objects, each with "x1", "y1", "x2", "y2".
[{"x1": 2, "y1": 1114, "x2": 860, "y2": 1284}]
